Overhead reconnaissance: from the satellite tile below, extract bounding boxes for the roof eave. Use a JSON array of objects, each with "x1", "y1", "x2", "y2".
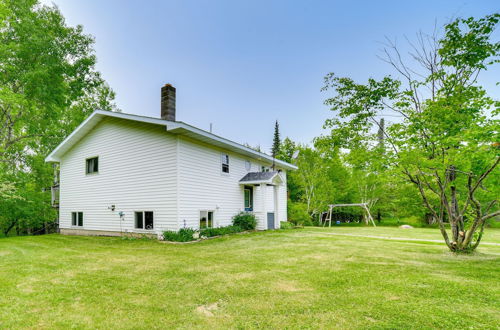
[
  {"x1": 167, "y1": 124, "x2": 298, "y2": 170},
  {"x1": 239, "y1": 180, "x2": 273, "y2": 185},
  {"x1": 45, "y1": 110, "x2": 299, "y2": 171}
]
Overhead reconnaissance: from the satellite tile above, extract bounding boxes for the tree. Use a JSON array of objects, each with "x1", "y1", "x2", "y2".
[
  {"x1": 322, "y1": 14, "x2": 500, "y2": 253},
  {"x1": 292, "y1": 146, "x2": 327, "y2": 215},
  {"x1": 0, "y1": 0, "x2": 116, "y2": 235},
  {"x1": 271, "y1": 120, "x2": 281, "y2": 170},
  {"x1": 277, "y1": 137, "x2": 296, "y2": 163}
]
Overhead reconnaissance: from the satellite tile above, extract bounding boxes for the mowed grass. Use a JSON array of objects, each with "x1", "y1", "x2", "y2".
[{"x1": 0, "y1": 228, "x2": 499, "y2": 329}]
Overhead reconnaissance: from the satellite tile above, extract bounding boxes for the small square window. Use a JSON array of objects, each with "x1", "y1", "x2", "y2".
[
  {"x1": 200, "y1": 211, "x2": 214, "y2": 229},
  {"x1": 86, "y1": 157, "x2": 99, "y2": 174},
  {"x1": 135, "y1": 211, "x2": 154, "y2": 230},
  {"x1": 72, "y1": 212, "x2": 83, "y2": 227},
  {"x1": 221, "y1": 154, "x2": 229, "y2": 173}
]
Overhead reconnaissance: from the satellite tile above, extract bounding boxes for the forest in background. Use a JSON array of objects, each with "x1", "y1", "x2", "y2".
[
  {"x1": 0, "y1": 0, "x2": 116, "y2": 236},
  {"x1": 279, "y1": 13, "x2": 499, "y2": 252}
]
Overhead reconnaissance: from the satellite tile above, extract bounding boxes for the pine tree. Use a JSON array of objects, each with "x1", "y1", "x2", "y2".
[{"x1": 271, "y1": 120, "x2": 281, "y2": 170}]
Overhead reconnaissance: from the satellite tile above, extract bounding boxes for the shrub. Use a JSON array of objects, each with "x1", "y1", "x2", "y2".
[
  {"x1": 288, "y1": 202, "x2": 312, "y2": 226},
  {"x1": 280, "y1": 221, "x2": 293, "y2": 229},
  {"x1": 200, "y1": 225, "x2": 243, "y2": 237},
  {"x1": 232, "y1": 212, "x2": 257, "y2": 230},
  {"x1": 162, "y1": 228, "x2": 197, "y2": 242}
]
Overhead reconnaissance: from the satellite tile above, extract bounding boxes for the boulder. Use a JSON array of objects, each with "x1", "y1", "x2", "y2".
[{"x1": 399, "y1": 224, "x2": 413, "y2": 229}]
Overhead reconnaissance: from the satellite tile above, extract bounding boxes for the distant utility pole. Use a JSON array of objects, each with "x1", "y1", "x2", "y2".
[
  {"x1": 271, "y1": 120, "x2": 281, "y2": 170},
  {"x1": 377, "y1": 118, "x2": 385, "y2": 149}
]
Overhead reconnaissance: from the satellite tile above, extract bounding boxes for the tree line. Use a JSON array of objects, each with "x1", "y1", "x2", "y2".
[
  {"x1": 275, "y1": 14, "x2": 499, "y2": 252},
  {"x1": 0, "y1": 0, "x2": 116, "y2": 236}
]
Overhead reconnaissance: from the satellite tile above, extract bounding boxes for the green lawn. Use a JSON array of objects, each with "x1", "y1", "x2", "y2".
[{"x1": 1, "y1": 228, "x2": 499, "y2": 329}]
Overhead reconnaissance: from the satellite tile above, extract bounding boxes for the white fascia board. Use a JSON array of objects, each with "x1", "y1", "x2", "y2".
[
  {"x1": 45, "y1": 110, "x2": 298, "y2": 171},
  {"x1": 167, "y1": 123, "x2": 298, "y2": 171},
  {"x1": 239, "y1": 180, "x2": 273, "y2": 185},
  {"x1": 45, "y1": 111, "x2": 101, "y2": 162},
  {"x1": 45, "y1": 110, "x2": 170, "y2": 162}
]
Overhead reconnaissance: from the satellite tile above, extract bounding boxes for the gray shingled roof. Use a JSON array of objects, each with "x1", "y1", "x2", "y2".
[{"x1": 239, "y1": 171, "x2": 279, "y2": 183}]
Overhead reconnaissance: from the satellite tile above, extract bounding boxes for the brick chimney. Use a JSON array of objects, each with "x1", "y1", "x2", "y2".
[{"x1": 161, "y1": 84, "x2": 176, "y2": 121}]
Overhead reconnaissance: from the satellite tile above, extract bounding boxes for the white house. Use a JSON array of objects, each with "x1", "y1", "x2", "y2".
[{"x1": 45, "y1": 84, "x2": 297, "y2": 237}]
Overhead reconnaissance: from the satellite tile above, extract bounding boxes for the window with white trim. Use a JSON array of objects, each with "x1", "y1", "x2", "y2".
[
  {"x1": 200, "y1": 211, "x2": 214, "y2": 229},
  {"x1": 244, "y1": 187, "x2": 253, "y2": 211},
  {"x1": 71, "y1": 212, "x2": 83, "y2": 227},
  {"x1": 221, "y1": 154, "x2": 229, "y2": 173},
  {"x1": 245, "y1": 160, "x2": 251, "y2": 171},
  {"x1": 86, "y1": 157, "x2": 99, "y2": 174},
  {"x1": 135, "y1": 211, "x2": 154, "y2": 230}
]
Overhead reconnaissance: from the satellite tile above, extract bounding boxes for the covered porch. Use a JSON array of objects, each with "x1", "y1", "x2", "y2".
[{"x1": 239, "y1": 171, "x2": 284, "y2": 230}]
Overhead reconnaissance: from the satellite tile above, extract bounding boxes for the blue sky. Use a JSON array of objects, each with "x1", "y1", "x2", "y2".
[{"x1": 43, "y1": 0, "x2": 499, "y2": 152}]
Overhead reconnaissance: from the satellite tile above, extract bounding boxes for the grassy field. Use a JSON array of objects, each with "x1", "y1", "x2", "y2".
[{"x1": 1, "y1": 227, "x2": 499, "y2": 329}]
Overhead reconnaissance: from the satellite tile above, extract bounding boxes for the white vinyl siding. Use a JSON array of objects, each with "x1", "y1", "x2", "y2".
[
  {"x1": 59, "y1": 117, "x2": 178, "y2": 234},
  {"x1": 177, "y1": 136, "x2": 288, "y2": 229},
  {"x1": 58, "y1": 116, "x2": 289, "y2": 234}
]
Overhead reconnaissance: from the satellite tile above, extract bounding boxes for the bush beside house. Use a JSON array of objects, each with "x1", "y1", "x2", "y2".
[
  {"x1": 231, "y1": 212, "x2": 257, "y2": 230},
  {"x1": 162, "y1": 212, "x2": 257, "y2": 242}
]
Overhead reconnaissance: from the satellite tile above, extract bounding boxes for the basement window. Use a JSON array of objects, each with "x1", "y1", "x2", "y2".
[
  {"x1": 200, "y1": 211, "x2": 214, "y2": 229},
  {"x1": 86, "y1": 157, "x2": 99, "y2": 174},
  {"x1": 221, "y1": 154, "x2": 229, "y2": 173},
  {"x1": 71, "y1": 212, "x2": 83, "y2": 227},
  {"x1": 135, "y1": 211, "x2": 154, "y2": 230}
]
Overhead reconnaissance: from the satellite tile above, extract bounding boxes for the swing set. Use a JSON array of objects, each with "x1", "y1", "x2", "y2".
[{"x1": 321, "y1": 203, "x2": 376, "y2": 227}]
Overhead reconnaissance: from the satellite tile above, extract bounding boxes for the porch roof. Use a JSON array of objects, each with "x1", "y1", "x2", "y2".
[{"x1": 239, "y1": 171, "x2": 283, "y2": 185}]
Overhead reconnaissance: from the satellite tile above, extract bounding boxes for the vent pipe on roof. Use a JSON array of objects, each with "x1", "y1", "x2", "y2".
[{"x1": 161, "y1": 84, "x2": 176, "y2": 121}]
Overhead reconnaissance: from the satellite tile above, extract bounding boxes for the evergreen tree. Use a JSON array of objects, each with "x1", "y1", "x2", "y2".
[{"x1": 271, "y1": 120, "x2": 281, "y2": 169}]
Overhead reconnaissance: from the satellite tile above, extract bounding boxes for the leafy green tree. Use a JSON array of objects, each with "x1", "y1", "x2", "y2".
[
  {"x1": 0, "y1": 0, "x2": 116, "y2": 235},
  {"x1": 287, "y1": 142, "x2": 353, "y2": 223},
  {"x1": 277, "y1": 137, "x2": 296, "y2": 163},
  {"x1": 322, "y1": 14, "x2": 500, "y2": 252}
]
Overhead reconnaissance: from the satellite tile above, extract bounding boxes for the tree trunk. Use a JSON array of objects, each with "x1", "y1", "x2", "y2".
[{"x1": 4, "y1": 219, "x2": 18, "y2": 236}]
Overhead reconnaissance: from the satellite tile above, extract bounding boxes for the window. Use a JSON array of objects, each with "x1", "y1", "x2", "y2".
[
  {"x1": 71, "y1": 212, "x2": 83, "y2": 227},
  {"x1": 135, "y1": 211, "x2": 154, "y2": 230},
  {"x1": 200, "y1": 211, "x2": 214, "y2": 229},
  {"x1": 221, "y1": 154, "x2": 229, "y2": 173},
  {"x1": 261, "y1": 166, "x2": 270, "y2": 172},
  {"x1": 86, "y1": 157, "x2": 99, "y2": 174},
  {"x1": 245, "y1": 160, "x2": 251, "y2": 171},
  {"x1": 244, "y1": 187, "x2": 253, "y2": 211}
]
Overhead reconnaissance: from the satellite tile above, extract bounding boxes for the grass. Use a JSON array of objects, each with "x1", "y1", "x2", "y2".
[{"x1": 1, "y1": 227, "x2": 499, "y2": 329}]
